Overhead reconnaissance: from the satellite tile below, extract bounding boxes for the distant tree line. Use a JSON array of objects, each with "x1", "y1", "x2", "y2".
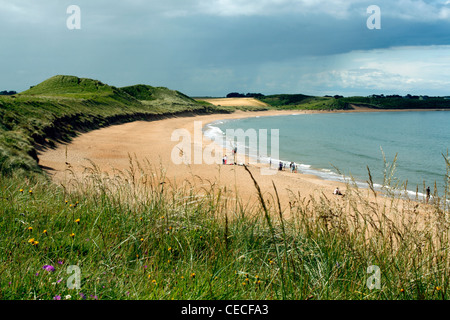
[
  {"x1": 226, "y1": 92, "x2": 265, "y2": 98},
  {"x1": 0, "y1": 90, "x2": 17, "y2": 95},
  {"x1": 369, "y1": 94, "x2": 430, "y2": 99}
]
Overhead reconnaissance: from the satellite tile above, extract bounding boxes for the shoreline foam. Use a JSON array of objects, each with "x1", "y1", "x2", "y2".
[{"x1": 202, "y1": 109, "x2": 448, "y2": 203}]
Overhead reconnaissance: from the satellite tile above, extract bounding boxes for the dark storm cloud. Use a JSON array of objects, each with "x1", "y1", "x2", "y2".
[{"x1": 1, "y1": 0, "x2": 450, "y2": 96}]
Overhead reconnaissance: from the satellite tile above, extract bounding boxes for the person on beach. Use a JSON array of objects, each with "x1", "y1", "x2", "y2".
[
  {"x1": 426, "y1": 186, "x2": 431, "y2": 203},
  {"x1": 233, "y1": 147, "x2": 237, "y2": 165},
  {"x1": 279, "y1": 161, "x2": 283, "y2": 171},
  {"x1": 333, "y1": 187, "x2": 343, "y2": 196}
]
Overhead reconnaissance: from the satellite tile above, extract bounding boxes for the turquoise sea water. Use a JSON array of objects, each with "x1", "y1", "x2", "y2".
[{"x1": 204, "y1": 111, "x2": 450, "y2": 198}]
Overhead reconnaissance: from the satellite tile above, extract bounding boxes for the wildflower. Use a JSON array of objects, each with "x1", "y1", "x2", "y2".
[
  {"x1": 28, "y1": 190, "x2": 33, "y2": 195},
  {"x1": 242, "y1": 282, "x2": 247, "y2": 286},
  {"x1": 191, "y1": 273, "x2": 196, "y2": 278},
  {"x1": 65, "y1": 295, "x2": 72, "y2": 300},
  {"x1": 57, "y1": 260, "x2": 63, "y2": 265},
  {"x1": 152, "y1": 280, "x2": 157, "y2": 285},
  {"x1": 140, "y1": 238, "x2": 144, "y2": 242},
  {"x1": 32, "y1": 241, "x2": 39, "y2": 246},
  {"x1": 168, "y1": 247, "x2": 172, "y2": 251},
  {"x1": 28, "y1": 238, "x2": 35, "y2": 244},
  {"x1": 148, "y1": 274, "x2": 152, "y2": 279},
  {"x1": 19, "y1": 189, "x2": 24, "y2": 193},
  {"x1": 70, "y1": 233, "x2": 75, "y2": 238},
  {"x1": 181, "y1": 276, "x2": 185, "y2": 280},
  {"x1": 75, "y1": 219, "x2": 80, "y2": 224},
  {"x1": 43, "y1": 230, "x2": 47, "y2": 235},
  {"x1": 436, "y1": 286, "x2": 442, "y2": 291},
  {"x1": 53, "y1": 295, "x2": 61, "y2": 300},
  {"x1": 65, "y1": 200, "x2": 68, "y2": 205},
  {"x1": 256, "y1": 280, "x2": 261, "y2": 285},
  {"x1": 27, "y1": 227, "x2": 33, "y2": 231},
  {"x1": 90, "y1": 295, "x2": 98, "y2": 300},
  {"x1": 400, "y1": 288, "x2": 405, "y2": 293},
  {"x1": 43, "y1": 265, "x2": 55, "y2": 272},
  {"x1": 136, "y1": 254, "x2": 139, "y2": 258},
  {"x1": 79, "y1": 292, "x2": 87, "y2": 300}
]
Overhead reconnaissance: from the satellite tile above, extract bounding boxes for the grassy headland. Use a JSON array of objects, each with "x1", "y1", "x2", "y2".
[
  {"x1": 335, "y1": 95, "x2": 450, "y2": 110},
  {"x1": 0, "y1": 75, "x2": 228, "y2": 176}
]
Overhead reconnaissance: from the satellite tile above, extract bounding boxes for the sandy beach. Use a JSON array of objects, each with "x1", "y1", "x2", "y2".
[{"x1": 38, "y1": 106, "x2": 439, "y2": 219}]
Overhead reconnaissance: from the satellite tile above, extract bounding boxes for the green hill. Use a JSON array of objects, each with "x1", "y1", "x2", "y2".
[
  {"x1": 21, "y1": 75, "x2": 135, "y2": 102},
  {"x1": 121, "y1": 84, "x2": 197, "y2": 104},
  {"x1": 0, "y1": 75, "x2": 224, "y2": 175},
  {"x1": 23, "y1": 75, "x2": 112, "y2": 96}
]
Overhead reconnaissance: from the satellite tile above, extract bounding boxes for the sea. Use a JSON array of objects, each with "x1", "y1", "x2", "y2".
[{"x1": 203, "y1": 110, "x2": 450, "y2": 200}]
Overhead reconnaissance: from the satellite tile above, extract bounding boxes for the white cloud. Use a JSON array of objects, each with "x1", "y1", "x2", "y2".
[
  {"x1": 194, "y1": 0, "x2": 359, "y2": 18},
  {"x1": 161, "y1": 0, "x2": 450, "y2": 21},
  {"x1": 248, "y1": 45, "x2": 450, "y2": 96},
  {"x1": 300, "y1": 45, "x2": 450, "y2": 94}
]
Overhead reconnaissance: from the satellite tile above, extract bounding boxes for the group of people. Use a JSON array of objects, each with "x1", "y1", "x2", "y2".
[
  {"x1": 222, "y1": 146, "x2": 239, "y2": 166},
  {"x1": 275, "y1": 160, "x2": 298, "y2": 173}
]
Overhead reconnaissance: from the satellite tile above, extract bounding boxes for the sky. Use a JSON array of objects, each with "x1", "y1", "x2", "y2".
[{"x1": 1, "y1": 0, "x2": 450, "y2": 97}]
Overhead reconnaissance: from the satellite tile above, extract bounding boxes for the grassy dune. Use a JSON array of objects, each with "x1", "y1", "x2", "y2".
[{"x1": 0, "y1": 75, "x2": 228, "y2": 175}]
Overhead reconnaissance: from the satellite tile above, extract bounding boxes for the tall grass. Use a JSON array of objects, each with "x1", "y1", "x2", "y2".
[{"x1": 1, "y1": 154, "x2": 449, "y2": 300}]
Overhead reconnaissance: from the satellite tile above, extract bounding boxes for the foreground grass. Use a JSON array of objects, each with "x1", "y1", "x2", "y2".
[{"x1": 1, "y1": 156, "x2": 449, "y2": 300}]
